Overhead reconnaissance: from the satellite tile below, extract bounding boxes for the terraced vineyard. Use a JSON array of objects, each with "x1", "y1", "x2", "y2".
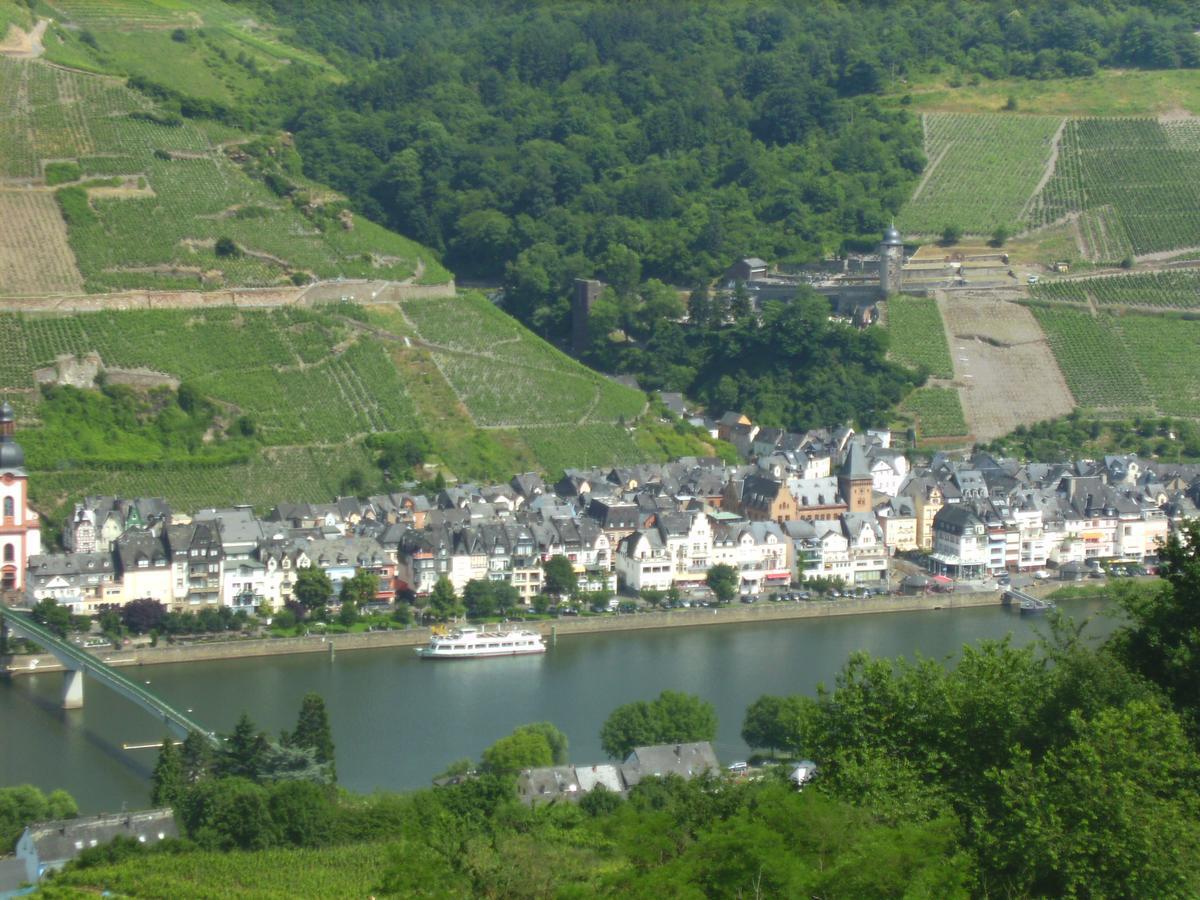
[
  {"x1": 1028, "y1": 118, "x2": 1200, "y2": 260},
  {"x1": 0, "y1": 57, "x2": 443, "y2": 293},
  {"x1": 898, "y1": 112, "x2": 1062, "y2": 235},
  {"x1": 884, "y1": 295, "x2": 953, "y2": 377},
  {"x1": 896, "y1": 387, "x2": 969, "y2": 441},
  {"x1": 1031, "y1": 268, "x2": 1200, "y2": 309},
  {"x1": 2, "y1": 293, "x2": 677, "y2": 517},
  {"x1": 1028, "y1": 304, "x2": 1153, "y2": 411},
  {"x1": 402, "y1": 292, "x2": 646, "y2": 429}
]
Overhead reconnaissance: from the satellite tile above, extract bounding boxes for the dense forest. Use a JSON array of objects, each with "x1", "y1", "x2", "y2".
[
  {"x1": 29, "y1": 526, "x2": 1200, "y2": 896},
  {"x1": 222, "y1": 0, "x2": 1200, "y2": 427}
]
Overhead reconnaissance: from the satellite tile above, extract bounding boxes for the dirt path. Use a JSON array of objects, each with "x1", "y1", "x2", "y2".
[
  {"x1": 1019, "y1": 117, "x2": 1067, "y2": 222},
  {"x1": 0, "y1": 18, "x2": 48, "y2": 59},
  {"x1": 908, "y1": 144, "x2": 949, "y2": 204}
]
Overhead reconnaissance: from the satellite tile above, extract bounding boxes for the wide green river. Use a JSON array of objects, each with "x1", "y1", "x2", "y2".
[{"x1": 1, "y1": 598, "x2": 1117, "y2": 812}]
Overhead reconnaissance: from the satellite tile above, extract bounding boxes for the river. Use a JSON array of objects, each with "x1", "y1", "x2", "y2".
[{"x1": 1, "y1": 597, "x2": 1119, "y2": 812}]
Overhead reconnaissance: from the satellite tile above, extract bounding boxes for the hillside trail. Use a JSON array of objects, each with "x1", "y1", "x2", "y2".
[
  {"x1": 1018, "y1": 117, "x2": 1067, "y2": 223},
  {"x1": 0, "y1": 18, "x2": 48, "y2": 59}
]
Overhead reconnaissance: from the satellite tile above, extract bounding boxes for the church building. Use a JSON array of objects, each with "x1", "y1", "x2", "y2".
[{"x1": 1, "y1": 401, "x2": 41, "y2": 593}]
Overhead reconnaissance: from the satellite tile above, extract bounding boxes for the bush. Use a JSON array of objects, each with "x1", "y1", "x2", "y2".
[
  {"x1": 940, "y1": 224, "x2": 962, "y2": 246},
  {"x1": 45, "y1": 161, "x2": 82, "y2": 186},
  {"x1": 215, "y1": 236, "x2": 241, "y2": 258}
]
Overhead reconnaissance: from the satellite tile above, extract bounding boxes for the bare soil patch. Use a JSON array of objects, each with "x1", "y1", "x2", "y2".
[{"x1": 936, "y1": 290, "x2": 1075, "y2": 441}]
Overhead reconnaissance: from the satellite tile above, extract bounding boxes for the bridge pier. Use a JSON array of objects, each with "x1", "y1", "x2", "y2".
[{"x1": 62, "y1": 666, "x2": 84, "y2": 709}]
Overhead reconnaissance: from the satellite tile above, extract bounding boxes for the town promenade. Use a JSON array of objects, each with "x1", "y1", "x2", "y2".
[{"x1": 1, "y1": 583, "x2": 1073, "y2": 675}]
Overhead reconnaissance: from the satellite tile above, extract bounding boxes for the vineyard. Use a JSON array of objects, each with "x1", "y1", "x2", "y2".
[
  {"x1": 0, "y1": 57, "x2": 446, "y2": 294},
  {"x1": 898, "y1": 113, "x2": 1062, "y2": 236},
  {"x1": 884, "y1": 295, "x2": 953, "y2": 377},
  {"x1": 1031, "y1": 268, "x2": 1200, "y2": 309},
  {"x1": 403, "y1": 293, "x2": 646, "y2": 428},
  {"x1": 1028, "y1": 304, "x2": 1153, "y2": 411},
  {"x1": 1, "y1": 292, "x2": 676, "y2": 517},
  {"x1": 44, "y1": 840, "x2": 394, "y2": 898},
  {"x1": 1027, "y1": 118, "x2": 1200, "y2": 260},
  {"x1": 896, "y1": 387, "x2": 969, "y2": 441}
]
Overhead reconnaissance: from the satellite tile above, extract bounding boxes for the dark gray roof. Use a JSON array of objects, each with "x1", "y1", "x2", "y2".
[
  {"x1": 25, "y1": 809, "x2": 176, "y2": 865},
  {"x1": 0, "y1": 400, "x2": 24, "y2": 472}
]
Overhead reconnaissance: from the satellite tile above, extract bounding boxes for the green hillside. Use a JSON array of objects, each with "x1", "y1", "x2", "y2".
[{"x1": 2, "y1": 294, "x2": 726, "y2": 525}]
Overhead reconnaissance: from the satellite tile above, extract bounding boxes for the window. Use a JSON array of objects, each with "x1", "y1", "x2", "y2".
[
  {"x1": 2, "y1": 496, "x2": 11, "y2": 517},
  {"x1": 2, "y1": 544, "x2": 12, "y2": 562}
]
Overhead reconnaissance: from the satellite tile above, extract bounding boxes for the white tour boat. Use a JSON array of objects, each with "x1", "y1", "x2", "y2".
[{"x1": 415, "y1": 625, "x2": 547, "y2": 660}]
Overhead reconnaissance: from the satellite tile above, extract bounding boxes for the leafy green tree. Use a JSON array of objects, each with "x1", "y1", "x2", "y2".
[
  {"x1": 1111, "y1": 521, "x2": 1200, "y2": 722},
  {"x1": 481, "y1": 722, "x2": 568, "y2": 774},
  {"x1": 542, "y1": 555, "x2": 577, "y2": 598},
  {"x1": 150, "y1": 738, "x2": 185, "y2": 807},
  {"x1": 493, "y1": 582, "x2": 520, "y2": 616},
  {"x1": 463, "y1": 579, "x2": 497, "y2": 618},
  {"x1": 339, "y1": 569, "x2": 379, "y2": 608},
  {"x1": 0, "y1": 785, "x2": 77, "y2": 851},
  {"x1": 283, "y1": 693, "x2": 336, "y2": 782},
  {"x1": 179, "y1": 777, "x2": 274, "y2": 851},
  {"x1": 940, "y1": 224, "x2": 962, "y2": 245},
  {"x1": 120, "y1": 597, "x2": 166, "y2": 635},
  {"x1": 741, "y1": 695, "x2": 810, "y2": 757},
  {"x1": 705, "y1": 563, "x2": 739, "y2": 604},
  {"x1": 268, "y1": 780, "x2": 333, "y2": 847},
  {"x1": 600, "y1": 690, "x2": 717, "y2": 759},
  {"x1": 293, "y1": 566, "x2": 333, "y2": 619},
  {"x1": 31, "y1": 598, "x2": 73, "y2": 638},
  {"x1": 428, "y1": 576, "x2": 462, "y2": 621}
]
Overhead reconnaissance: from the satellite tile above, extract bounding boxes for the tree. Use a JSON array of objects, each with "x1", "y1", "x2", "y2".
[
  {"x1": 293, "y1": 567, "x2": 333, "y2": 619},
  {"x1": 480, "y1": 722, "x2": 568, "y2": 774},
  {"x1": 1111, "y1": 521, "x2": 1200, "y2": 719},
  {"x1": 150, "y1": 737, "x2": 185, "y2": 807},
  {"x1": 121, "y1": 597, "x2": 166, "y2": 635},
  {"x1": 600, "y1": 690, "x2": 718, "y2": 759},
  {"x1": 181, "y1": 730, "x2": 214, "y2": 784},
  {"x1": 940, "y1": 224, "x2": 962, "y2": 246},
  {"x1": 428, "y1": 576, "x2": 462, "y2": 621},
  {"x1": 463, "y1": 579, "x2": 498, "y2": 618},
  {"x1": 283, "y1": 693, "x2": 336, "y2": 782},
  {"x1": 990, "y1": 225, "x2": 1010, "y2": 247},
  {"x1": 741, "y1": 695, "x2": 810, "y2": 757},
  {"x1": 31, "y1": 598, "x2": 73, "y2": 638},
  {"x1": 215, "y1": 713, "x2": 270, "y2": 781},
  {"x1": 340, "y1": 569, "x2": 379, "y2": 608},
  {"x1": 268, "y1": 780, "x2": 333, "y2": 847},
  {"x1": 179, "y1": 777, "x2": 273, "y2": 850},
  {"x1": 0, "y1": 785, "x2": 77, "y2": 850},
  {"x1": 337, "y1": 598, "x2": 359, "y2": 627},
  {"x1": 542, "y1": 555, "x2": 577, "y2": 598},
  {"x1": 214, "y1": 236, "x2": 241, "y2": 258},
  {"x1": 706, "y1": 563, "x2": 739, "y2": 604}
]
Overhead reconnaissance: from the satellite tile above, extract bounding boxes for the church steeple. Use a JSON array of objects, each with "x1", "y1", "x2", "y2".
[
  {"x1": 838, "y1": 440, "x2": 873, "y2": 513},
  {"x1": 0, "y1": 400, "x2": 25, "y2": 473}
]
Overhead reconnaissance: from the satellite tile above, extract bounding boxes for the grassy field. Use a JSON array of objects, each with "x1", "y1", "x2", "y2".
[
  {"x1": 898, "y1": 112, "x2": 1061, "y2": 236},
  {"x1": 895, "y1": 69, "x2": 1200, "y2": 118},
  {"x1": 884, "y1": 295, "x2": 953, "y2": 377},
  {"x1": 896, "y1": 387, "x2": 969, "y2": 441}
]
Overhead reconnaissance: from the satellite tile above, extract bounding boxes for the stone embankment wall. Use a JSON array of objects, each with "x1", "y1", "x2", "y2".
[
  {"x1": 2, "y1": 587, "x2": 1054, "y2": 675},
  {"x1": 0, "y1": 278, "x2": 455, "y2": 313}
]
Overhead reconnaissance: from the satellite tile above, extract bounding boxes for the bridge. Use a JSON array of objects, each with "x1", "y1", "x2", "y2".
[{"x1": 1, "y1": 607, "x2": 217, "y2": 743}]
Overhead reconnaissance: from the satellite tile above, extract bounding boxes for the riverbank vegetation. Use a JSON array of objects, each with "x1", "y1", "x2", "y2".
[{"x1": 35, "y1": 528, "x2": 1200, "y2": 896}]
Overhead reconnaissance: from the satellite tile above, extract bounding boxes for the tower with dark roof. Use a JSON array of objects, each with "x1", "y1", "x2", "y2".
[
  {"x1": 0, "y1": 401, "x2": 41, "y2": 594},
  {"x1": 837, "y1": 440, "x2": 873, "y2": 514},
  {"x1": 879, "y1": 225, "x2": 904, "y2": 296}
]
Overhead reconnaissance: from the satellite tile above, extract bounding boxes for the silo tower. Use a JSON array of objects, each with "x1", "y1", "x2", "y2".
[{"x1": 879, "y1": 224, "x2": 904, "y2": 296}]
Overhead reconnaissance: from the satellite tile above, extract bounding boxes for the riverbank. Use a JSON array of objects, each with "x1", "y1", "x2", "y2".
[{"x1": 1, "y1": 584, "x2": 1077, "y2": 675}]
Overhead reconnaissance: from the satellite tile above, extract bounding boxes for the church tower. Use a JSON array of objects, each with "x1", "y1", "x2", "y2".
[
  {"x1": 879, "y1": 225, "x2": 904, "y2": 296},
  {"x1": 837, "y1": 440, "x2": 874, "y2": 514},
  {"x1": 0, "y1": 401, "x2": 40, "y2": 595}
]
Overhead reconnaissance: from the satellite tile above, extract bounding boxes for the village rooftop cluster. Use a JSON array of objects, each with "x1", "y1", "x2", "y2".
[{"x1": 2, "y1": 399, "x2": 1188, "y2": 619}]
